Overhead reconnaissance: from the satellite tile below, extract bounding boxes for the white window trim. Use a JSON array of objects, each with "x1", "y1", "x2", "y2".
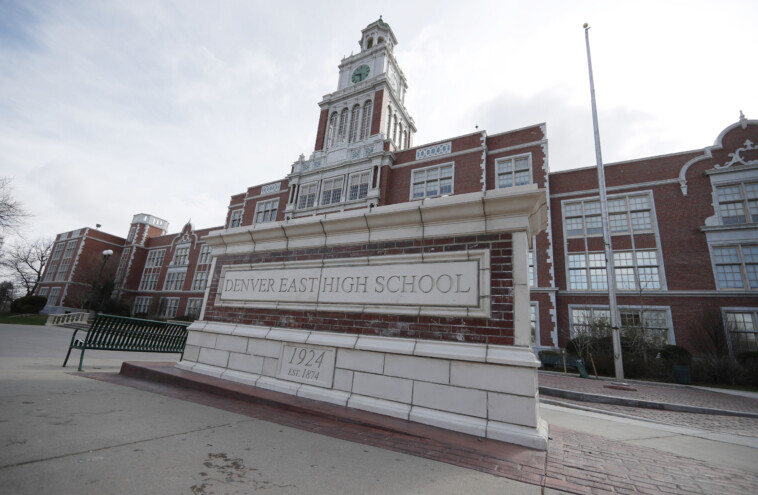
[
  {"x1": 255, "y1": 198, "x2": 280, "y2": 223},
  {"x1": 713, "y1": 181, "x2": 757, "y2": 225},
  {"x1": 530, "y1": 302, "x2": 540, "y2": 347},
  {"x1": 721, "y1": 307, "x2": 758, "y2": 356},
  {"x1": 297, "y1": 181, "x2": 320, "y2": 210},
  {"x1": 229, "y1": 209, "x2": 243, "y2": 228},
  {"x1": 347, "y1": 170, "x2": 371, "y2": 202},
  {"x1": 495, "y1": 153, "x2": 532, "y2": 189},
  {"x1": 408, "y1": 162, "x2": 455, "y2": 201},
  {"x1": 709, "y1": 243, "x2": 758, "y2": 291},
  {"x1": 567, "y1": 304, "x2": 675, "y2": 344}
]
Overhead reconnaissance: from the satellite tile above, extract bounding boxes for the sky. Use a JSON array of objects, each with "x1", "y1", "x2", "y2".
[{"x1": 1, "y1": 0, "x2": 756, "y2": 246}]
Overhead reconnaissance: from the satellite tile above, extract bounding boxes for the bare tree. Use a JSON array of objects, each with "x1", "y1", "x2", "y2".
[
  {"x1": 0, "y1": 177, "x2": 28, "y2": 241},
  {"x1": 0, "y1": 238, "x2": 54, "y2": 296}
]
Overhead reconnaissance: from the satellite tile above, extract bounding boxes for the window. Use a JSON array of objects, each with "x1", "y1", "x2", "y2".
[
  {"x1": 392, "y1": 115, "x2": 398, "y2": 143},
  {"x1": 321, "y1": 177, "x2": 343, "y2": 205},
  {"x1": 229, "y1": 209, "x2": 242, "y2": 228},
  {"x1": 349, "y1": 104, "x2": 360, "y2": 142},
  {"x1": 133, "y1": 296, "x2": 152, "y2": 315},
  {"x1": 192, "y1": 269, "x2": 209, "y2": 291},
  {"x1": 725, "y1": 310, "x2": 758, "y2": 353},
  {"x1": 127, "y1": 226, "x2": 136, "y2": 242},
  {"x1": 564, "y1": 194, "x2": 653, "y2": 237},
  {"x1": 45, "y1": 243, "x2": 65, "y2": 281},
  {"x1": 158, "y1": 297, "x2": 179, "y2": 319},
  {"x1": 255, "y1": 199, "x2": 279, "y2": 223},
  {"x1": 38, "y1": 287, "x2": 49, "y2": 298},
  {"x1": 48, "y1": 287, "x2": 61, "y2": 306},
  {"x1": 360, "y1": 100, "x2": 372, "y2": 140},
  {"x1": 386, "y1": 106, "x2": 392, "y2": 138},
  {"x1": 326, "y1": 112, "x2": 337, "y2": 148},
  {"x1": 138, "y1": 249, "x2": 165, "y2": 291},
  {"x1": 297, "y1": 182, "x2": 318, "y2": 209},
  {"x1": 570, "y1": 307, "x2": 670, "y2": 345},
  {"x1": 568, "y1": 250, "x2": 660, "y2": 291},
  {"x1": 716, "y1": 182, "x2": 758, "y2": 224},
  {"x1": 530, "y1": 303, "x2": 539, "y2": 346},
  {"x1": 338, "y1": 108, "x2": 349, "y2": 142},
  {"x1": 163, "y1": 270, "x2": 186, "y2": 291},
  {"x1": 115, "y1": 248, "x2": 130, "y2": 284},
  {"x1": 496, "y1": 155, "x2": 531, "y2": 188},
  {"x1": 171, "y1": 245, "x2": 190, "y2": 266},
  {"x1": 197, "y1": 244, "x2": 212, "y2": 265},
  {"x1": 56, "y1": 240, "x2": 78, "y2": 281},
  {"x1": 713, "y1": 245, "x2": 758, "y2": 290},
  {"x1": 348, "y1": 171, "x2": 370, "y2": 201},
  {"x1": 528, "y1": 250, "x2": 535, "y2": 287},
  {"x1": 412, "y1": 164, "x2": 453, "y2": 199},
  {"x1": 186, "y1": 298, "x2": 203, "y2": 319}
]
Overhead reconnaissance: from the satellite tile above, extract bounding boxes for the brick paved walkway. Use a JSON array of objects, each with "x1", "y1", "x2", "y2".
[
  {"x1": 77, "y1": 362, "x2": 758, "y2": 494},
  {"x1": 540, "y1": 372, "x2": 758, "y2": 414}
]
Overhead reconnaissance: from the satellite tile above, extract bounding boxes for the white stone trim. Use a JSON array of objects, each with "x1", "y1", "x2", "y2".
[{"x1": 178, "y1": 322, "x2": 545, "y2": 450}]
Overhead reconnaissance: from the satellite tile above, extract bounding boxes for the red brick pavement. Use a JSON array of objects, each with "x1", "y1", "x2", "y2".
[
  {"x1": 76, "y1": 362, "x2": 758, "y2": 494},
  {"x1": 540, "y1": 372, "x2": 758, "y2": 414}
]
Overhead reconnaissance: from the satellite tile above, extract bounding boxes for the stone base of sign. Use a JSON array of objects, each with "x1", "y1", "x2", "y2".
[{"x1": 177, "y1": 320, "x2": 548, "y2": 450}]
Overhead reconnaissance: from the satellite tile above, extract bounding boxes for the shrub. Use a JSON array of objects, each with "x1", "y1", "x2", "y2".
[
  {"x1": 736, "y1": 351, "x2": 758, "y2": 366},
  {"x1": 10, "y1": 295, "x2": 48, "y2": 314},
  {"x1": 660, "y1": 345, "x2": 692, "y2": 366},
  {"x1": 102, "y1": 299, "x2": 131, "y2": 317}
]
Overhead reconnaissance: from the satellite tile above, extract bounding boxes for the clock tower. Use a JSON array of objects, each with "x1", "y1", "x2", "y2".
[{"x1": 284, "y1": 18, "x2": 416, "y2": 219}]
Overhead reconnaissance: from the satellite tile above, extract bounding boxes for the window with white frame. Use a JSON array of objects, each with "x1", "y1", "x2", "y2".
[
  {"x1": 568, "y1": 250, "x2": 660, "y2": 291},
  {"x1": 297, "y1": 182, "x2": 318, "y2": 209},
  {"x1": 163, "y1": 270, "x2": 186, "y2": 291},
  {"x1": 158, "y1": 297, "x2": 179, "y2": 319},
  {"x1": 412, "y1": 164, "x2": 453, "y2": 199},
  {"x1": 191, "y1": 269, "x2": 209, "y2": 291},
  {"x1": 348, "y1": 104, "x2": 360, "y2": 142},
  {"x1": 45, "y1": 243, "x2": 65, "y2": 281},
  {"x1": 715, "y1": 182, "x2": 758, "y2": 224},
  {"x1": 186, "y1": 298, "x2": 203, "y2": 319},
  {"x1": 133, "y1": 296, "x2": 152, "y2": 315},
  {"x1": 229, "y1": 209, "x2": 242, "y2": 228},
  {"x1": 321, "y1": 177, "x2": 343, "y2": 205},
  {"x1": 564, "y1": 194, "x2": 653, "y2": 237},
  {"x1": 338, "y1": 108, "x2": 348, "y2": 142},
  {"x1": 48, "y1": 287, "x2": 61, "y2": 306},
  {"x1": 528, "y1": 250, "x2": 535, "y2": 287},
  {"x1": 115, "y1": 248, "x2": 130, "y2": 284},
  {"x1": 171, "y1": 245, "x2": 190, "y2": 266},
  {"x1": 55, "y1": 240, "x2": 77, "y2": 281},
  {"x1": 255, "y1": 199, "x2": 279, "y2": 223},
  {"x1": 326, "y1": 112, "x2": 337, "y2": 148},
  {"x1": 360, "y1": 100, "x2": 372, "y2": 140},
  {"x1": 197, "y1": 244, "x2": 212, "y2": 265},
  {"x1": 712, "y1": 245, "x2": 758, "y2": 290},
  {"x1": 38, "y1": 287, "x2": 49, "y2": 298},
  {"x1": 570, "y1": 307, "x2": 670, "y2": 345},
  {"x1": 496, "y1": 155, "x2": 531, "y2": 188},
  {"x1": 530, "y1": 303, "x2": 539, "y2": 346},
  {"x1": 725, "y1": 310, "x2": 758, "y2": 353},
  {"x1": 138, "y1": 249, "x2": 165, "y2": 291},
  {"x1": 348, "y1": 171, "x2": 370, "y2": 201},
  {"x1": 127, "y1": 226, "x2": 136, "y2": 242}
]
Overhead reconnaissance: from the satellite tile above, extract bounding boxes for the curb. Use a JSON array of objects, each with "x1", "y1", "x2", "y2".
[{"x1": 539, "y1": 386, "x2": 758, "y2": 419}]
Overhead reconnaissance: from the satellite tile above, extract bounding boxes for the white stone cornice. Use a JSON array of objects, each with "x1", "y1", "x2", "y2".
[{"x1": 205, "y1": 186, "x2": 548, "y2": 256}]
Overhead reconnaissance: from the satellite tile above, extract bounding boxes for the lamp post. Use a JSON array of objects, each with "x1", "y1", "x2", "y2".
[{"x1": 97, "y1": 249, "x2": 113, "y2": 312}]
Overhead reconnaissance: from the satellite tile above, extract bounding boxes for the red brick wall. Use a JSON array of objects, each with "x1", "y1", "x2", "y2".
[
  {"x1": 371, "y1": 90, "x2": 384, "y2": 136},
  {"x1": 203, "y1": 233, "x2": 516, "y2": 345},
  {"x1": 314, "y1": 109, "x2": 329, "y2": 151}
]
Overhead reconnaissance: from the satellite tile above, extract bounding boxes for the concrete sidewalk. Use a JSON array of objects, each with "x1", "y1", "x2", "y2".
[{"x1": 3, "y1": 323, "x2": 758, "y2": 494}]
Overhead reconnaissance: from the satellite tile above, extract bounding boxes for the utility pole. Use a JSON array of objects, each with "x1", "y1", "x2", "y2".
[{"x1": 584, "y1": 23, "x2": 624, "y2": 380}]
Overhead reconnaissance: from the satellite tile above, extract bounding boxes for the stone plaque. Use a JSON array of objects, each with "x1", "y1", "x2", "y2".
[
  {"x1": 216, "y1": 250, "x2": 490, "y2": 317},
  {"x1": 277, "y1": 344, "x2": 335, "y2": 387}
]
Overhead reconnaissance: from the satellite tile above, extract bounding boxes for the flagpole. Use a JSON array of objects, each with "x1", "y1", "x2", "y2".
[{"x1": 584, "y1": 23, "x2": 624, "y2": 380}]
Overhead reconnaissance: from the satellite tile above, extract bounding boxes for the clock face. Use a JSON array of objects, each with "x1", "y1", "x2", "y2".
[{"x1": 352, "y1": 65, "x2": 370, "y2": 83}]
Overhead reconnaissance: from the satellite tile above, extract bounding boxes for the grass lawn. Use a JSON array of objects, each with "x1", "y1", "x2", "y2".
[{"x1": 0, "y1": 313, "x2": 48, "y2": 325}]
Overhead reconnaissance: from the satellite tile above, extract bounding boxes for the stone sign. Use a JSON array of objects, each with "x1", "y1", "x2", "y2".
[
  {"x1": 276, "y1": 343, "x2": 336, "y2": 387},
  {"x1": 216, "y1": 251, "x2": 490, "y2": 317}
]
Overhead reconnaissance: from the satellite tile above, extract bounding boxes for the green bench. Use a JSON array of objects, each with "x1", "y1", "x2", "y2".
[{"x1": 63, "y1": 314, "x2": 190, "y2": 371}]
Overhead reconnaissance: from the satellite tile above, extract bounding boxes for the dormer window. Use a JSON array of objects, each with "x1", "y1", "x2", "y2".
[
  {"x1": 367, "y1": 37, "x2": 373, "y2": 49},
  {"x1": 716, "y1": 182, "x2": 758, "y2": 224}
]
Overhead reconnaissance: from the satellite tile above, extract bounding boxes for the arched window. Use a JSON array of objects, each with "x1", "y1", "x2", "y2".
[
  {"x1": 349, "y1": 104, "x2": 360, "y2": 142},
  {"x1": 326, "y1": 112, "x2": 337, "y2": 149},
  {"x1": 386, "y1": 106, "x2": 392, "y2": 138},
  {"x1": 360, "y1": 100, "x2": 372, "y2": 140},
  {"x1": 338, "y1": 108, "x2": 349, "y2": 142},
  {"x1": 367, "y1": 38, "x2": 373, "y2": 49},
  {"x1": 405, "y1": 130, "x2": 410, "y2": 149},
  {"x1": 401, "y1": 130, "x2": 407, "y2": 151},
  {"x1": 392, "y1": 115, "x2": 398, "y2": 144}
]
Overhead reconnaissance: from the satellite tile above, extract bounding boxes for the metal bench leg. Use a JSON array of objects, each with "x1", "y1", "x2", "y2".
[
  {"x1": 78, "y1": 349, "x2": 86, "y2": 372},
  {"x1": 63, "y1": 346, "x2": 73, "y2": 368}
]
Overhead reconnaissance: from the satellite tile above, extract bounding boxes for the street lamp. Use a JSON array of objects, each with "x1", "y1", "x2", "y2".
[{"x1": 97, "y1": 250, "x2": 114, "y2": 312}]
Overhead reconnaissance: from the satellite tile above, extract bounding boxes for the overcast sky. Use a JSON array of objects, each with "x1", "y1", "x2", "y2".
[{"x1": 1, "y1": 0, "x2": 756, "y2": 246}]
